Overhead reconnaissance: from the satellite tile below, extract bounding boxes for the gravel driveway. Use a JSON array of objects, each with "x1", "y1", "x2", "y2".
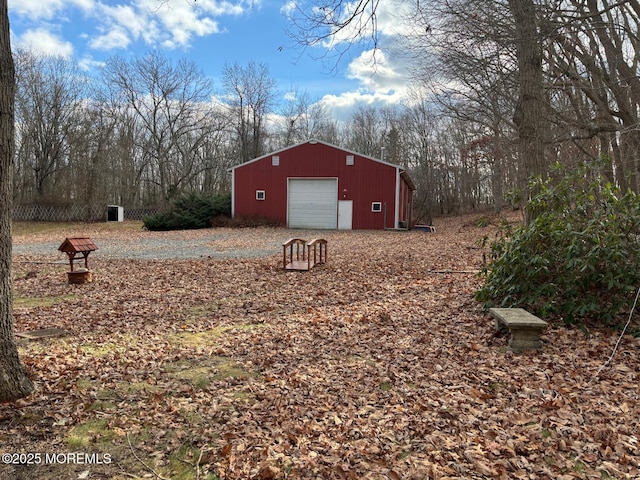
[{"x1": 12, "y1": 228, "x2": 327, "y2": 261}]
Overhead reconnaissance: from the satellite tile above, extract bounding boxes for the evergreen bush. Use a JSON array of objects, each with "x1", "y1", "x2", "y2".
[
  {"x1": 143, "y1": 192, "x2": 231, "y2": 231},
  {"x1": 476, "y1": 160, "x2": 640, "y2": 325}
]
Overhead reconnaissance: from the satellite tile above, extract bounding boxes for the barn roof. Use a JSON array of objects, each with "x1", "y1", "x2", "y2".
[{"x1": 228, "y1": 139, "x2": 415, "y2": 189}]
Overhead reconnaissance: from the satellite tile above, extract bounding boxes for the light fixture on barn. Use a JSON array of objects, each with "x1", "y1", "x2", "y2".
[{"x1": 343, "y1": 188, "x2": 348, "y2": 199}]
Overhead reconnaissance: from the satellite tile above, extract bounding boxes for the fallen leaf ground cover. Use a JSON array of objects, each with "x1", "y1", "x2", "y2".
[{"x1": 2, "y1": 212, "x2": 639, "y2": 479}]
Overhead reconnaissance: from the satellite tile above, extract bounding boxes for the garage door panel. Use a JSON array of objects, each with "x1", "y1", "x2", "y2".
[{"x1": 288, "y1": 179, "x2": 337, "y2": 229}]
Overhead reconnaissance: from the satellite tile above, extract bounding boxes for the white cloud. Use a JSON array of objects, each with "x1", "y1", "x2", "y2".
[
  {"x1": 140, "y1": 0, "x2": 221, "y2": 49},
  {"x1": 89, "y1": 26, "x2": 133, "y2": 51},
  {"x1": 376, "y1": 0, "x2": 414, "y2": 37},
  {"x1": 318, "y1": 88, "x2": 406, "y2": 120},
  {"x1": 188, "y1": 0, "x2": 249, "y2": 17},
  {"x1": 280, "y1": 0, "x2": 297, "y2": 17},
  {"x1": 89, "y1": 3, "x2": 150, "y2": 50},
  {"x1": 347, "y1": 49, "x2": 406, "y2": 91},
  {"x1": 284, "y1": 91, "x2": 297, "y2": 102},
  {"x1": 90, "y1": 0, "x2": 248, "y2": 51},
  {"x1": 300, "y1": 0, "x2": 413, "y2": 51},
  {"x1": 11, "y1": 0, "x2": 252, "y2": 54},
  {"x1": 8, "y1": 0, "x2": 94, "y2": 21},
  {"x1": 279, "y1": 0, "x2": 416, "y2": 121},
  {"x1": 314, "y1": 46, "x2": 415, "y2": 121},
  {"x1": 13, "y1": 28, "x2": 74, "y2": 58},
  {"x1": 78, "y1": 54, "x2": 105, "y2": 71}
]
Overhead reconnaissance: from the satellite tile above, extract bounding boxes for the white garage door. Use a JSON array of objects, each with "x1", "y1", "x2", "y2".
[{"x1": 288, "y1": 178, "x2": 338, "y2": 229}]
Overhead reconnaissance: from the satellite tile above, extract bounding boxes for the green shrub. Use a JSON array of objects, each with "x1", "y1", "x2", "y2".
[
  {"x1": 476, "y1": 160, "x2": 640, "y2": 325},
  {"x1": 143, "y1": 192, "x2": 231, "y2": 231}
]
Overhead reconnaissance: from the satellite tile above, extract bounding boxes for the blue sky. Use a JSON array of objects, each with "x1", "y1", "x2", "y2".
[{"x1": 8, "y1": 0, "x2": 416, "y2": 120}]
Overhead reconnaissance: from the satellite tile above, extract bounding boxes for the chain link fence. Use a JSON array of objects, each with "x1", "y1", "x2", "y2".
[
  {"x1": 13, "y1": 204, "x2": 159, "y2": 222},
  {"x1": 123, "y1": 208, "x2": 159, "y2": 221}
]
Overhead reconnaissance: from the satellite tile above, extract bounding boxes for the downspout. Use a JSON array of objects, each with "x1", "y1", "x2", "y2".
[
  {"x1": 383, "y1": 202, "x2": 387, "y2": 229},
  {"x1": 394, "y1": 167, "x2": 400, "y2": 229}
]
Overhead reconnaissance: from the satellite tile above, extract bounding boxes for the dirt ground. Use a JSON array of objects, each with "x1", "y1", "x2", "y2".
[{"x1": 2, "y1": 212, "x2": 639, "y2": 479}]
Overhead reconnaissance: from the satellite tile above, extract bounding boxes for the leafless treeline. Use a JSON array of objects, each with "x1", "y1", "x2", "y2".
[
  {"x1": 12, "y1": 0, "x2": 640, "y2": 223},
  {"x1": 405, "y1": 0, "x2": 640, "y2": 220}
]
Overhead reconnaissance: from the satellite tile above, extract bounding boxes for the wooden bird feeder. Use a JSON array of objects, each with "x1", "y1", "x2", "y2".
[{"x1": 58, "y1": 237, "x2": 98, "y2": 284}]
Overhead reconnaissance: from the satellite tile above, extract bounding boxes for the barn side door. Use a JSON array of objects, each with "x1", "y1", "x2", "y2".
[{"x1": 338, "y1": 200, "x2": 353, "y2": 230}]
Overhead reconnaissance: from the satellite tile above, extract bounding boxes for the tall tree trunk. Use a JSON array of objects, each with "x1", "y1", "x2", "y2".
[
  {"x1": 509, "y1": 0, "x2": 549, "y2": 223},
  {"x1": 0, "y1": 0, "x2": 35, "y2": 402}
]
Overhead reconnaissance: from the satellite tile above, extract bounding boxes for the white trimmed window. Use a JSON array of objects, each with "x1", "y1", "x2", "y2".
[
  {"x1": 271, "y1": 155, "x2": 280, "y2": 166},
  {"x1": 346, "y1": 155, "x2": 355, "y2": 166},
  {"x1": 256, "y1": 190, "x2": 266, "y2": 200},
  {"x1": 372, "y1": 202, "x2": 382, "y2": 212}
]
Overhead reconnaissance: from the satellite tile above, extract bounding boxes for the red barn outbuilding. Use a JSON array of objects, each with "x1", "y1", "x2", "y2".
[{"x1": 230, "y1": 140, "x2": 415, "y2": 230}]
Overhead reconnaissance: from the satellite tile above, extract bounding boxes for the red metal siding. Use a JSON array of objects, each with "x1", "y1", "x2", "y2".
[
  {"x1": 233, "y1": 156, "x2": 289, "y2": 224},
  {"x1": 233, "y1": 142, "x2": 410, "y2": 229}
]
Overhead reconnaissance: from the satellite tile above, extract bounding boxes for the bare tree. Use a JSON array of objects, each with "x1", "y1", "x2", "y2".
[
  {"x1": 274, "y1": 89, "x2": 313, "y2": 148},
  {"x1": 272, "y1": 90, "x2": 337, "y2": 148},
  {"x1": 410, "y1": 0, "x2": 640, "y2": 210},
  {"x1": 405, "y1": 0, "x2": 551, "y2": 218},
  {"x1": 544, "y1": 0, "x2": 640, "y2": 191},
  {"x1": 222, "y1": 61, "x2": 276, "y2": 163},
  {"x1": 0, "y1": 0, "x2": 34, "y2": 402},
  {"x1": 94, "y1": 95, "x2": 157, "y2": 207},
  {"x1": 507, "y1": 0, "x2": 550, "y2": 221},
  {"x1": 14, "y1": 50, "x2": 87, "y2": 202},
  {"x1": 409, "y1": 0, "x2": 519, "y2": 212},
  {"x1": 65, "y1": 102, "x2": 121, "y2": 212},
  {"x1": 306, "y1": 103, "x2": 341, "y2": 145},
  {"x1": 403, "y1": 95, "x2": 439, "y2": 223},
  {"x1": 344, "y1": 106, "x2": 384, "y2": 157},
  {"x1": 286, "y1": 0, "x2": 382, "y2": 70},
  {"x1": 101, "y1": 52, "x2": 219, "y2": 202}
]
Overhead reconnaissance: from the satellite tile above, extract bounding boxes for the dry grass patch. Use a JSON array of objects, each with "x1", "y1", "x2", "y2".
[
  {"x1": 171, "y1": 321, "x2": 265, "y2": 349},
  {"x1": 66, "y1": 418, "x2": 118, "y2": 449},
  {"x1": 164, "y1": 356, "x2": 258, "y2": 390},
  {"x1": 13, "y1": 294, "x2": 76, "y2": 309}
]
